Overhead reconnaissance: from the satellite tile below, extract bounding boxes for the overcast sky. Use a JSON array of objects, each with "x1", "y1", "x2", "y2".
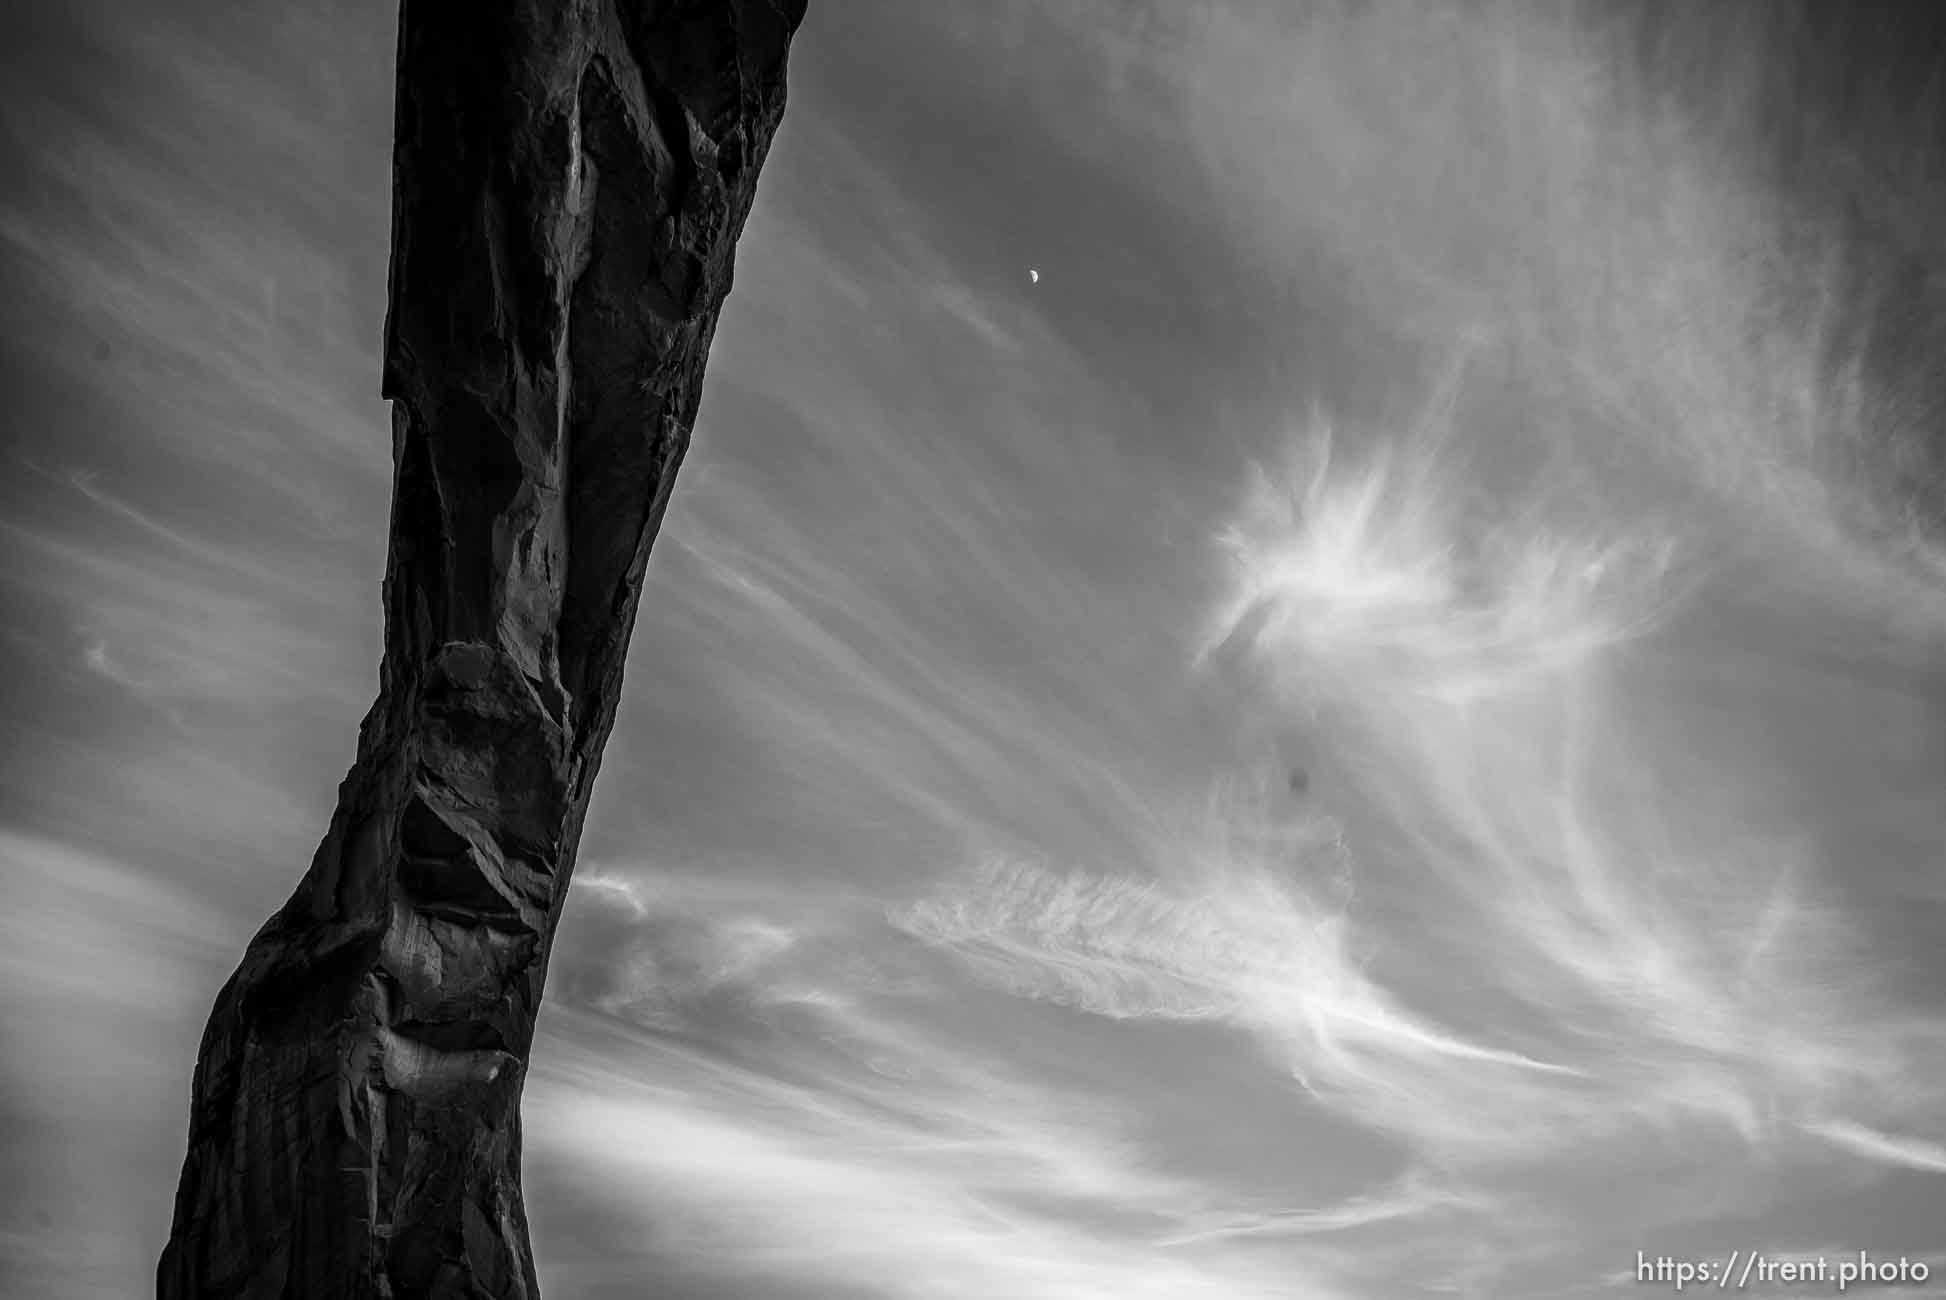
[{"x1": 4, "y1": 3, "x2": 1946, "y2": 1297}]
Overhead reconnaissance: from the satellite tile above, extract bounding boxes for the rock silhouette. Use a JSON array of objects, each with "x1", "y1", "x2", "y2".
[{"x1": 157, "y1": 2, "x2": 808, "y2": 1295}]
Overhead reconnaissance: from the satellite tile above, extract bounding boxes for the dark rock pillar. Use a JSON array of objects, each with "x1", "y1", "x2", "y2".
[{"x1": 158, "y1": 3, "x2": 806, "y2": 1295}]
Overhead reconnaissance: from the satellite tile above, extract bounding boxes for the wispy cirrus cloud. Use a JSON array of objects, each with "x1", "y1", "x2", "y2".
[
  {"x1": 532, "y1": 876, "x2": 1368, "y2": 1300},
  {"x1": 0, "y1": 832, "x2": 242, "y2": 1300},
  {"x1": 1200, "y1": 411, "x2": 1682, "y2": 711},
  {"x1": 527, "y1": 1051, "x2": 1336, "y2": 1300},
  {"x1": 896, "y1": 178, "x2": 1946, "y2": 1277},
  {"x1": 1805, "y1": 1120, "x2": 1946, "y2": 1177}
]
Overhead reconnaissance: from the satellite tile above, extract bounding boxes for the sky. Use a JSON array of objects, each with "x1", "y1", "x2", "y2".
[{"x1": 2, "y1": 2, "x2": 1946, "y2": 1297}]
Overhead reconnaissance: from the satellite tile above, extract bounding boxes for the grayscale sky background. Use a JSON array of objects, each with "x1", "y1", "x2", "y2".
[{"x1": 4, "y1": 3, "x2": 1946, "y2": 1297}]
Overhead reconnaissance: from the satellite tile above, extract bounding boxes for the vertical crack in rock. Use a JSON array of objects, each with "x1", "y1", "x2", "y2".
[{"x1": 158, "y1": 3, "x2": 807, "y2": 1296}]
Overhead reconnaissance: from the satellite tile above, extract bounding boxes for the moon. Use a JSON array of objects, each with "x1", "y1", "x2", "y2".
[{"x1": 1028, "y1": 268, "x2": 1040, "y2": 284}]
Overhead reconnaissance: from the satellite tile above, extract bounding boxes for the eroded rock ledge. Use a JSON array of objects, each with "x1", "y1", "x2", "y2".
[{"x1": 159, "y1": 3, "x2": 807, "y2": 1296}]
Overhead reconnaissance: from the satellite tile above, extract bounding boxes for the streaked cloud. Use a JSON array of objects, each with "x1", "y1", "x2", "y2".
[
  {"x1": 0, "y1": 832, "x2": 243, "y2": 1300},
  {"x1": 1201, "y1": 410, "x2": 1681, "y2": 710},
  {"x1": 528, "y1": 1048, "x2": 1337, "y2": 1300},
  {"x1": 1805, "y1": 1120, "x2": 1946, "y2": 1177}
]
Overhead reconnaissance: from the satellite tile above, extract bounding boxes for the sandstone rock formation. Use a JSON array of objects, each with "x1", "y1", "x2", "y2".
[{"x1": 158, "y1": 3, "x2": 807, "y2": 1295}]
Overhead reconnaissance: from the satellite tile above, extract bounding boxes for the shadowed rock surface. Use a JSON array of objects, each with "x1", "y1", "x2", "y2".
[{"x1": 158, "y1": 2, "x2": 807, "y2": 1295}]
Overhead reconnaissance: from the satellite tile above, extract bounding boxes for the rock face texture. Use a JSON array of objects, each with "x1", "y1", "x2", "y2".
[{"x1": 158, "y1": 3, "x2": 806, "y2": 1296}]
